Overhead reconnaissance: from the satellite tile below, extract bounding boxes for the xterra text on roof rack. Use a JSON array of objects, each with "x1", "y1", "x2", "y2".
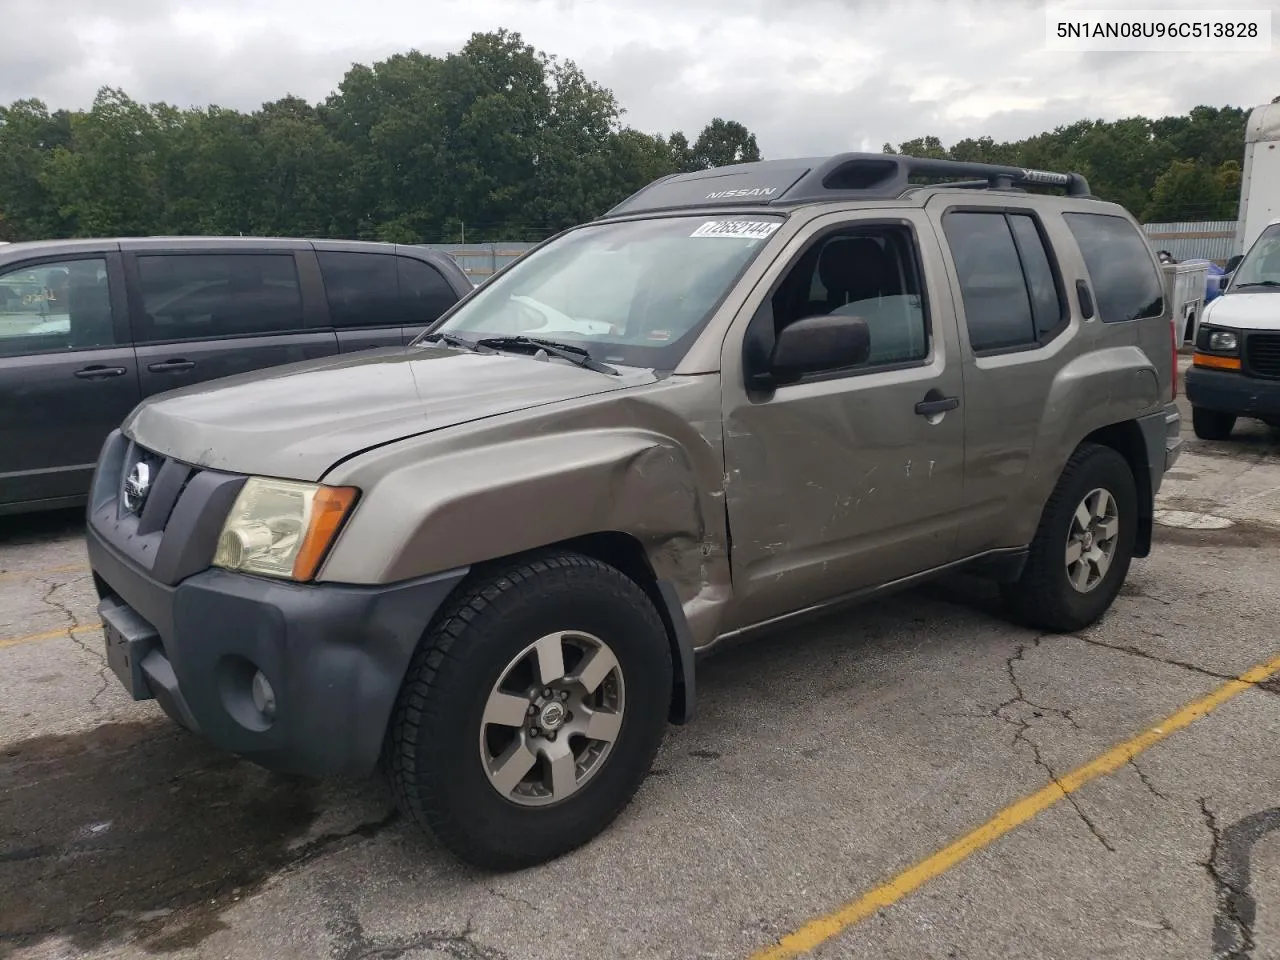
[{"x1": 86, "y1": 153, "x2": 1182, "y2": 869}]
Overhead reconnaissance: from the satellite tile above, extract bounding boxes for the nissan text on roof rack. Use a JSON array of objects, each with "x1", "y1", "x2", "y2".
[{"x1": 85, "y1": 152, "x2": 1182, "y2": 869}]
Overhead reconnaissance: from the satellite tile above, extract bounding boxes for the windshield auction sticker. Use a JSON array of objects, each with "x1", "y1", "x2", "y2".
[{"x1": 690, "y1": 220, "x2": 781, "y2": 240}]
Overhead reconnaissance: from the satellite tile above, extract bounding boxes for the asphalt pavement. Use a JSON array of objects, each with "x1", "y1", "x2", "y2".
[{"x1": 2, "y1": 374, "x2": 1278, "y2": 960}]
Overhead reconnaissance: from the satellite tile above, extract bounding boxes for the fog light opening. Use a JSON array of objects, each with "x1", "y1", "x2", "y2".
[{"x1": 251, "y1": 670, "x2": 277, "y2": 721}]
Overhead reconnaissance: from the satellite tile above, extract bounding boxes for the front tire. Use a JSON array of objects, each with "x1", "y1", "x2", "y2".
[
  {"x1": 1192, "y1": 407, "x2": 1236, "y2": 441},
  {"x1": 384, "y1": 552, "x2": 673, "y2": 870},
  {"x1": 1001, "y1": 443, "x2": 1137, "y2": 633}
]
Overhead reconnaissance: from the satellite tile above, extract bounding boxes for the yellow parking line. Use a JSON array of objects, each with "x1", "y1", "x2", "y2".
[
  {"x1": 0, "y1": 563, "x2": 88, "y2": 582},
  {"x1": 750, "y1": 651, "x2": 1280, "y2": 960},
  {"x1": 0, "y1": 622, "x2": 101, "y2": 651}
]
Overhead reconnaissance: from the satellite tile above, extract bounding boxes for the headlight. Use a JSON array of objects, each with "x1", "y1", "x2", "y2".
[
  {"x1": 213, "y1": 478, "x2": 358, "y2": 581},
  {"x1": 1208, "y1": 330, "x2": 1238, "y2": 353}
]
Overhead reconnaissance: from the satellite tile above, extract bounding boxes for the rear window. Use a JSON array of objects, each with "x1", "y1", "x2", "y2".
[
  {"x1": 398, "y1": 257, "x2": 457, "y2": 324},
  {"x1": 1063, "y1": 213, "x2": 1163, "y2": 323},
  {"x1": 942, "y1": 210, "x2": 1068, "y2": 353}
]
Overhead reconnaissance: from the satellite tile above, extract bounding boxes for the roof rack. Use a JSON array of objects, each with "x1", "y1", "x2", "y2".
[{"x1": 603, "y1": 152, "x2": 1092, "y2": 218}]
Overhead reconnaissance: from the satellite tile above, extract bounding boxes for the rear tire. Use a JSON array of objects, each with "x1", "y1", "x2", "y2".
[
  {"x1": 384, "y1": 551, "x2": 672, "y2": 870},
  {"x1": 1001, "y1": 443, "x2": 1137, "y2": 633},
  {"x1": 1192, "y1": 407, "x2": 1236, "y2": 441}
]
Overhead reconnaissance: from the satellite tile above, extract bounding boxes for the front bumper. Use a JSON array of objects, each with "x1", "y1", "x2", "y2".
[
  {"x1": 1185, "y1": 367, "x2": 1280, "y2": 418},
  {"x1": 85, "y1": 430, "x2": 468, "y2": 778}
]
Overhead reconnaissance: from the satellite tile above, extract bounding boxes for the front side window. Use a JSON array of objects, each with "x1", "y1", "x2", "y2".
[
  {"x1": 1228, "y1": 223, "x2": 1280, "y2": 293},
  {"x1": 424, "y1": 215, "x2": 784, "y2": 369},
  {"x1": 1062, "y1": 212, "x2": 1164, "y2": 322},
  {"x1": 135, "y1": 253, "x2": 304, "y2": 343},
  {"x1": 768, "y1": 224, "x2": 930, "y2": 369},
  {"x1": 0, "y1": 258, "x2": 114, "y2": 358}
]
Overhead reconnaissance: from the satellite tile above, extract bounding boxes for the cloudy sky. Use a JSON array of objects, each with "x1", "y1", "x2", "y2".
[{"x1": 3, "y1": 0, "x2": 1277, "y2": 156}]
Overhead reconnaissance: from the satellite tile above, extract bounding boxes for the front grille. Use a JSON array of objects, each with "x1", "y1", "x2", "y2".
[
  {"x1": 90, "y1": 430, "x2": 246, "y2": 586},
  {"x1": 1245, "y1": 333, "x2": 1280, "y2": 379}
]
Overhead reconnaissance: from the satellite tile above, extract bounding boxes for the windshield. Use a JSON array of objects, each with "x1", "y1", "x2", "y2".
[
  {"x1": 419, "y1": 214, "x2": 785, "y2": 368},
  {"x1": 1228, "y1": 223, "x2": 1280, "y2": 292}
]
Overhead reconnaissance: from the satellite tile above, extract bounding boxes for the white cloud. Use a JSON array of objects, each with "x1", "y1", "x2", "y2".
[{"x1": 1, "y1": 0, "x2": 1276, "y2": 156}]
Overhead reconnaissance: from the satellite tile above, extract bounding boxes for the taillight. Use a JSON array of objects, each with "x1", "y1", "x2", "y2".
[{"x1": 1171, "y1": 319, "x2": 1178, "y2": 400}]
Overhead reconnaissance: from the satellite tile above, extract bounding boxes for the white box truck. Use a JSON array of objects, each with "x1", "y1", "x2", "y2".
[
  {"x1": 1233, "y1": 99, "x2": 1280, "y2": 262},
  {"x1": 1184, "y1": 99, "x2": 1280, "y2": 441}
]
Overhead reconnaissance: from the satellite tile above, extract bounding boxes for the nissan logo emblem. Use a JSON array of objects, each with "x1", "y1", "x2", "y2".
[{"x1": 123, "y1": 461, "x2": 151, "y2": 514}]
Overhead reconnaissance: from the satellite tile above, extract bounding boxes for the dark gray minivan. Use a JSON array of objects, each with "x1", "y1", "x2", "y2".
[{"x1": 0, "y1": 237, "x2": 472, "y2": 514}]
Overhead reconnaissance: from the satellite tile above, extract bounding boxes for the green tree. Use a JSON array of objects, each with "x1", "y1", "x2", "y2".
[
  {"x1": 42, "y1": 88, "x2": 169, "y2": 236},
  {"x1": 1142, "y1": 159, "x2": 1223, "y2": 222},
  {"x1": 0, "y1": 99, "x2": 72, "y2": 240},
  {"x1": 688, "y1": 118, "x2": 761, "y2": 170}
]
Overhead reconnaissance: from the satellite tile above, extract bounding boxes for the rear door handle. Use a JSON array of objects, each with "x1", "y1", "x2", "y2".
[
  {"x1": 915, "y1": 393, "x2": 960, "y2": 417},
  {"x1": 147, "y1": 359, "x2": 196, "y2": 373},
  {"x1": 74, "y1": 365, "x2": 127, "y2": 380}
]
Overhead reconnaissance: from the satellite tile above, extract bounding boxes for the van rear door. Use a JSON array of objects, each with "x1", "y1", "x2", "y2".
[{"x1": 124, "y1": 245, "x2": 339, "y2": 399}]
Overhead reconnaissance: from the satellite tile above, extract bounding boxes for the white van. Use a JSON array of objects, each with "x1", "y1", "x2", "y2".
[{"x1": 1184, "y1": 218, "x2": 1280, "y2": 439}]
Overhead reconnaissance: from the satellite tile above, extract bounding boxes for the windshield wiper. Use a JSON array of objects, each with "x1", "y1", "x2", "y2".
[
  {"x1": 474, "y1": 335, "x2": 619, "y2": 375},
  {"x1": 417, "y1": 331, "x2": 487, "y2": 351},
  {"x1": 1232, "y1": 280, "x2": 1280, "y2": 289}
]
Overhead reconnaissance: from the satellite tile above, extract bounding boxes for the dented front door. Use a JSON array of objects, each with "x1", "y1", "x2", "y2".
[{"x1": 718, "y1": 210, "x2": 969, "y2": 632}]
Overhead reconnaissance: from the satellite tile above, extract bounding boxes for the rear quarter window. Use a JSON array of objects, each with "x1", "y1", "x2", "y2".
[
  {"x1": 1062, "y1": 212, "x2": 1164, "y2": 323},
  {"x1": 317, "y1": 251, "x2": 400, "y2": 328}
]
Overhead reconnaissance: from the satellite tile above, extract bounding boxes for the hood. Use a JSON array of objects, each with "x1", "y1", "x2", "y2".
[
  {"x1": 1203, "y1": 291, "x2": 1280, "y2": 332},
  {"x1": 125, "y1": 346, "x2": 655, "y2": 481}
]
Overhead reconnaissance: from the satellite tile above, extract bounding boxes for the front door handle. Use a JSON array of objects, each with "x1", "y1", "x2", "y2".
[
  {"x1": 74, "y1": 365, "x2": 127, "y2": 380},
  {"x1": 147, "y1": 359, "x2": 196, "y2": 373},
  {"x1": 915, "y1": 391, "x2": 960, "y2": 417}
]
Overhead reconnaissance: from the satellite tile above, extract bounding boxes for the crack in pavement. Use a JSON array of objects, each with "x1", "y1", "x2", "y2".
[
  {"x1": 1201, "y1": 799, "x2": 1254, "y2": 960},
  {"x1": 993, "y1": 640, "x2": 1115, "y2": 853},
  {"x1": 329, "y1": 900, "x2": 508, "y2": 960},
  {"x1": 1064, "y1": 633, "x2": 1280, "y2": 698},
  {"x1": 485, "y1": 886, "x2": 538, "y2": 913},
  {"x1": 35, "y1": 576, "x2": 111, "y2": 708},
  {"x1": 1128, "y1": 757, "x2": 1168, "y2": 801}
]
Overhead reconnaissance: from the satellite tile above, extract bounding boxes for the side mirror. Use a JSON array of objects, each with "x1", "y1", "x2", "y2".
[
  {"x1": 770, "y1": 313, "x2": 870, "y2": 385},
  {"x1": 1225, "y1": 254, "x2": 1244, "y2": 274}
]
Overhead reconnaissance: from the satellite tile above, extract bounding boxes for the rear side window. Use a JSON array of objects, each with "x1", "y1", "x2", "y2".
[
  {"x1": 318, "y1": 252, "x2": 400, "y2": 328},
  {"x1": 1008, "y1": 214, "x2": 1065, "y2": 338},
  {"x1": 398, "y1": 257, "x2": 457, "y2": 324},
  {"x1": 0, "y1": 258, "x2": 115, "y2": 357},
  {"x1": 135, "y1": 254, "x2": 304, "y2": 343},
  {"x1": 943, "y1": 210, "x2": 1065, "y2": 353},
  {"x1": 1063, "y1": 212, "x2": 1164, "y2": 323}
]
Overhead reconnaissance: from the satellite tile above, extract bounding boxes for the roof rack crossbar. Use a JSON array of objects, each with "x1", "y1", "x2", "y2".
[
  {"x1": 892, "y1": 156, "x2": 1089, "y2": 196},
  {"x1": 600, "y1": 152, "x2": 1092, "y2": 219}
]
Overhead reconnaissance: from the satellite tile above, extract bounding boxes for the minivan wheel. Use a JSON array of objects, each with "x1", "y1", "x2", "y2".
[
  {"x1": 1000, "y1": 443, "x2": 1137, "y2": 633},
  {"x1": 384, "y1": 551, "x2": 672, "y2": 870},
  {"x1": 1192, "y1": 407, "x2": 1236, "y2": 441}
]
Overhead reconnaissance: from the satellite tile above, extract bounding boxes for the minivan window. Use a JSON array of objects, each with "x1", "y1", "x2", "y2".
[
  {"x1": 1228, "y1": 223, "x2": 1280, "y2": 292},
  {"x1": 0, "y1": 258, "x2": 115, "y2": 358},
  {"x1": 423, "y1": 215, "x2": 784, "y2": 370},
  {"x1": 318, "y1": 251, "x2": 400, "y2": 328},
  {"x1": 1062, "y1": 212, "x2": 1164, "y2": 322},
  {"x1": 135, "y1": 253, "x2": 305, "y2": 343},
  {"x1": 398, "y1": 256, "x2": 457, "y2": 324}
]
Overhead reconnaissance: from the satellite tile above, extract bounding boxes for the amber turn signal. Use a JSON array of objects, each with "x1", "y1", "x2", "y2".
[
  {"x1": 1192, "y1": 352, "x2": 1241, "y2": 371},
  {"x1": 292, "y1": 486, "x2": 359, "y2": 581}
]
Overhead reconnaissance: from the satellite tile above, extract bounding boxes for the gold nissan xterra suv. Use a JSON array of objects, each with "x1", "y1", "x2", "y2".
[{"x1": 86, "y1": 153, "x2": 1182, "y2": 869}]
